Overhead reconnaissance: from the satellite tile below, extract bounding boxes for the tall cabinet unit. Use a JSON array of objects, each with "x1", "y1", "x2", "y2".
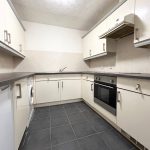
[{"x1": 134, "y1": 0, "x2": 150, "y2": 47}]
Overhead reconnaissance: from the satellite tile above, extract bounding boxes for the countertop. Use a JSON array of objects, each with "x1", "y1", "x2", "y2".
[{"x1": 1, "y1": 71, "x2": 150, "y2": 86}]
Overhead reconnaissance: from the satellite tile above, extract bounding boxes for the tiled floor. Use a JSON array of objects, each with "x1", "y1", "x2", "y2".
[{"x1": 20, "y1": 101, "x2": 138, "y2": 150}]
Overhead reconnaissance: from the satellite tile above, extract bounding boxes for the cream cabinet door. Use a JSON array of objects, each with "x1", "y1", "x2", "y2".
[
  {"x1": 82, "y1": 80, "x2": 94, "y2": 105},
  {"x1": 134, "y1": 0, "x2": 150, "y2": 45},
  {"x1": 61, "y1": 80, "x2": 81, "y2": 101},
  {"x1": 117, "y1": 89, "x2": 150, "y2": 149},
  {"x1": 14, "y1": 79, "x2": 29, "y2": 150},
  {"x1": 35, "y1": 80, "x2": 60, "y2": 104}
]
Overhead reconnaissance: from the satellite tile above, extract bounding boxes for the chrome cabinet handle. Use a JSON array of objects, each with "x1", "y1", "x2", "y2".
[
  {"x1": 58, "y1": 82, "x2": 59, "y2": 89},
  {"x1": 19, "y1": 44, "x2": 22, "y2": 52},
  {"x1": 4, "y1": 30, "x2": 8, "y2": 43},
  {"x1": 103, "y1": 43, "x2": 105, "y2": 51},
  {"x1": 91, "y1": 84, "x2": 94, "y2": 91},
  {"x1": 16, "y1": 84, "x2": 22, "y2": 99},
  {"x1": 8, "y1": 33, "x2": 11, "y2": 44},
  {"x1": 135, "y1": 84, "x2": 140, "y2": 90},
  {"x1": 62, "y1": 81, "x2": 63, "y2": 88},
  {"x1": 135, "y1": 28, "x2": 139, "y2": 41},
  {"x1": 117, "y1": 91, "x2": 121, "y2": 103},
  {"x1": 89, "y1": 50, "x2": 92, "y2": 56}
]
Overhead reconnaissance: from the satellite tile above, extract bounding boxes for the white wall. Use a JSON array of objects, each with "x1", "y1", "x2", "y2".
[
  {"x1": 23, "y1": 21, "x2": 85, "y2": 53},
  {"x1": 0, "y1": 52, "x2": 14, "y2": 73},
  {"x1": 13, "y1": 21, "x2": 89, "y2": 72},
  {"x1": 89, "y1": 35, "x2": 150, "y2": 73}
]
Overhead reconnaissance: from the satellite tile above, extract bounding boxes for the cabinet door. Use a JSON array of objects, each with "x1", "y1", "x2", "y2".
[
  {"x1": 134, "y1": 0, "x2": 150, "y2": 45},
  {"x1": 82, "y1": 80, "x2": 94, "y2": 104},
  {"x1": 14, "y1": 80, "x2": 29, "y2": 149},
  {"x1": 35, "y1": 80, "x2": 60, "y2": 104},
  {"x1": 117, "y1": 89, "x2": 150, "y2": 149},
  {"x1": 61, "y1": 80, "x2": 81, "y2": 101}
]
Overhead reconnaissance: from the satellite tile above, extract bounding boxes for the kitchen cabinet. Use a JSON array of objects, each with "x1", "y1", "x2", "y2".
[
  {"x1": 82, "y1": 74, "x2": 94, "y2": 104},
  {"x1": 134, "y1": 0, "x2": 150, "y2": 47},
  {"x1": 35, "y1": 80, "x2": 60, "y2": 104},
  {"x1": 0, "y1": 0, "x2": 25, "y2": 53},
  {"x1": 82, "y1": 79, "x2": 94, "y2": 104},
  {"x1": 13, "y1": 78, "x2": 29, "y2": 150},
  {"x1": 61, "y1": 80, "x2": 81, "y2": 100},
  {"x1": 117, "y1": 78, "x2": 150, "y2": 149},
  {"x1": 0, "y1": 85, "x2": 14, "y2": 150},
  {"x1": 35, "y1": 75, "x2": 82, "y2": 104}
]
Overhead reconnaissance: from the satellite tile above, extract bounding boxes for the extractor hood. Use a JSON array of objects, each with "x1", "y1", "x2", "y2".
[{"x1": 99, "y1": 14, "x2": 134, "y2": 39}]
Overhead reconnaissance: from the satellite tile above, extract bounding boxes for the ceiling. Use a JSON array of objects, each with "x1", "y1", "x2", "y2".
[{"x1": 11, "y1": 0, "x2": 119, "y2": 30}]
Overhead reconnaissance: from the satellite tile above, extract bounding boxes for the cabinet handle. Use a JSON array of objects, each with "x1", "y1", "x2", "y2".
[
  {"x1": 62, "y1": 81, "x2": 63, "y2": 88},
  {"x1": 103, "y1": 43, "x2": 105, "y2": 51},
  {"x1": 135, "y1": 84, "x2": 140, "y2": 90},
  {"x1": 116, "y1": 18, "x2": 119, "y2": 22},
  {"x1": 135, "y1": 28, "x2": 139, "y2": 41},
  {"x1": 4, "y1": 30, "x2": 8, "y2": 43},
  {"x1": 19, "y1": 44, "x2": 22, "y2": 52},
  {"x1": 8, "y1": 33, "x2": 11, "y2": 44},
  {"x1": 58, "y1": 82, "x2": 59, "y2": 89},
  {"x1": 89, "y1": 50, "x2": 92, "y2": 56},
  {"x1": 91, "y1": 84, "x2": 93, "y2": 91},
  {"x1": 16, "y1": 84, "x2": 22, "y2": 99},
  {"x1": 117, "y1": 91, "x2": 121, "y2": 103}
]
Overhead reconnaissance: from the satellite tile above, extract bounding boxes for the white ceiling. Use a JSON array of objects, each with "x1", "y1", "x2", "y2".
[{"x1": 11, "y1": 0, "x2": 119, "y2": 30}]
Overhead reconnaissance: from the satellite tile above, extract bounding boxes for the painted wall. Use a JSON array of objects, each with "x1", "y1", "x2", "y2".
[
  {"x1": 13, "y1": 21, "x2": 89, "y2": 72},
  {"x1": 89, "y1": 35, "x2": 150, "y2": 73},
  {"x1": 0, "y1": 52, "x2": 14, "y2": 73}
]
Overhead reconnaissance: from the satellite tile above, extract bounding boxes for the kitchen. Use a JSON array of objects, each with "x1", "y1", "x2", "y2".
[{"x1": 0, "y1": 0, "x2": 150, "y2": 150}]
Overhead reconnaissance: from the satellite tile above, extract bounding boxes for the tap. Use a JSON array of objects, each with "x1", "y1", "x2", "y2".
[{"x1": 59, "y1": 67, "x2": 67, "y2": 72}]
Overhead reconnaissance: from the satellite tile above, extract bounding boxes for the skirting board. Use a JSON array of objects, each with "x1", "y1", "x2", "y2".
[{"x1": 34, "y1": 98, "x2": 83, "y2": 108}]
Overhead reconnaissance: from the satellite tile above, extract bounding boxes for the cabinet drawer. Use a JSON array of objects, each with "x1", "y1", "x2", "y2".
[
  {"x1": 82, "y1": 74, "x2": 94, "y2": 81},
  {"x1": 117, "y1": 77, "x2": 150, "y2": 95}
]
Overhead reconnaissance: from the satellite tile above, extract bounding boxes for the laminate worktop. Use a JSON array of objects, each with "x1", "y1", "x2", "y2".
[{"x1": 1, "y1": 71, "x2": 150, "y2": 86}]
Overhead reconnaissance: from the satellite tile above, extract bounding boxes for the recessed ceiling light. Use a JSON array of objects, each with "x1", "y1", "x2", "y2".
[{"x1": 50, "y1": 0, "x2": 76, "y2": 6}]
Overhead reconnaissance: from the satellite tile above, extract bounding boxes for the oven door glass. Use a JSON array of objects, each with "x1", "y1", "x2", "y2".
[{"x1": 94, "y1": 82, "x2": 116, "y2": 109}]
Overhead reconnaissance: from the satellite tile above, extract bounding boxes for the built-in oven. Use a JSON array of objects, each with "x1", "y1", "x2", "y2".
[{"x1": 94, "y1": 75, "x2": 117, "y2": 115}]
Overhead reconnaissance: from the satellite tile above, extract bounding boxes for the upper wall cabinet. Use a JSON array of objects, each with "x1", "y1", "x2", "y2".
[
  {"x1": 99, "y1": 0, "x2": 135, "y2": 39},
  {"x1": 0, "y1": 0, "x2": 25, "y2": 58},
  {"x1": 134, "y1": 0, "x2": 150, "y2": 48}
]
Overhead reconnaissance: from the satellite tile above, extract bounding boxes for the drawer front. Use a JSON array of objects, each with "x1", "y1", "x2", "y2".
[
  {"x1": 82, "y1": 74, "x2": 94, "y2": 81},
  {"x1": 117, "y1": 77, "x2": 150, "y2": 95}
]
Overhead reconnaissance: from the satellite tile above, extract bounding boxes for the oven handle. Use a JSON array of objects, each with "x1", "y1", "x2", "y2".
[{"x1": 94, "y1": 82, "x2": 114, "y2": 89}]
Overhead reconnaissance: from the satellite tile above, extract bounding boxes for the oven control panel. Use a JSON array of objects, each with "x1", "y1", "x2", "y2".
[{"x1": 94, "y1": 75, "x2": 117, "y2": 85}]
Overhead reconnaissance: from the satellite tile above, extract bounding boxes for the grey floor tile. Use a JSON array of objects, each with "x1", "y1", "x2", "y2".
[
  {"x1": 68, "y1": 112, "x2": 87, "y2": 124},
  {"x1": 77, "y1": 102, "x2": 92, "y2": 112},
  {"x1": 51, "y1": 125, "x2": 76, "y2": 146},
  {"x1": 29, "y1": 118, "x2": 50, "y2": 131},
  {"x1": 50, "y1": 105, "x2": 66, "y2": 115},
  {"x1": 23, "y1": 128, "x2": 51, "y2": 150},
  {"x1": 72, "y1": 121, "x2": 96, "y2": 138},
  {"x1": 89, "y1": 116, "x2": 113, "y2": 132},
  {"x1": 64, "y1": 103, "x2": 80, "y2": 114},
  {"x1": 52, "y1": 140, "x2": 81, "y2": 150},
  {"x1": 101, "y1": 129, "x2": 135, "y2": 150},
  {"x1": 51, "y1": 114, "x2": 69, "y2": 127},
  {"x1": 78, "y1": 133, "x2": 109, "y2": 150}
]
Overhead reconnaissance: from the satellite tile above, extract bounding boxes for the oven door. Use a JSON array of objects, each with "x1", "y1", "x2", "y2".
[{"x1": 94, "y1": 81, "x2": 117, "y2": 115}]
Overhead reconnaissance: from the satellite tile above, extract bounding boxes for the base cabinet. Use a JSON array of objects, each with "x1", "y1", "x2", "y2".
[
  {"x1": 61, "y1": 80, "x2": 81, "y2": 101},
  {"x1": 13, "y1": 79, "x2": 29, "y2": 150},
  {"x1": 35, "y1": 80, "x2": 60, "y2": 104},
  {"x1": 82, "y1": 79, "x2": 94, "y2": 104},
  {"x1": 117, "y1": 89, "x2": 150, "y2": 149}
]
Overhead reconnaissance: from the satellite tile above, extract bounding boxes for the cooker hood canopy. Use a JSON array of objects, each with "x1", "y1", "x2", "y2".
[{"x1": 99, "y1": 14, "x2": 134, "y2": 39}]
